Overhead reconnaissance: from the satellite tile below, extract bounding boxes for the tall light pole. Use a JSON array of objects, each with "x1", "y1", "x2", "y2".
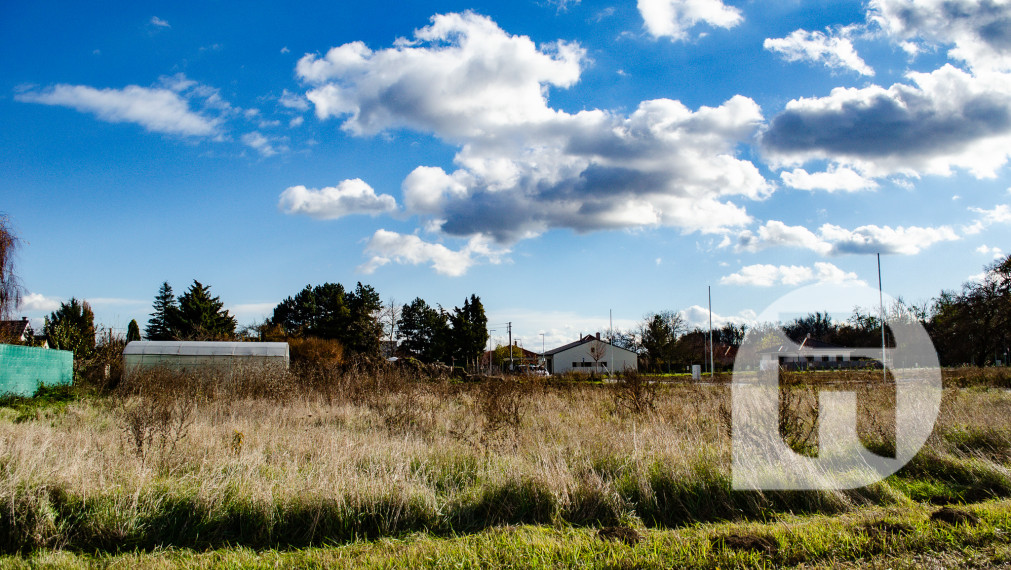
[
  {"x1": 539, "y1": 332, "x2": 545, "y2": 365},
  {"x1": 507, "y1": 321, "x2": 513, "y2": 372},
  {"x1": 487, "y1": 329, "x2": 496, "y2": 374}
]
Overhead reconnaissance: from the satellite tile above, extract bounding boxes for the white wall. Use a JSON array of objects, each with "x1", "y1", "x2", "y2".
[{"x1": 550, "y1": 342, "x2": 637, "y2": 374}]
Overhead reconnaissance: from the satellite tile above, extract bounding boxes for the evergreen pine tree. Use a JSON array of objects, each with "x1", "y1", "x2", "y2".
[
  {"x1": 449, "y1": 294, "x2": 488, "y2": 370},
  {"x1": 44, "y1": 298, "x2": 96, "y2": 357},
  {"x1": 345, "y1": 282, "x2": 382, "y2": 357},
  {"x1": 175, "y1": 280, "x2": 237, "y2": 340},
  {"x1": 145, "y1": 282, "x2": 179, "y2": 340},
  {"x1": 126, "y1": 319, "x2": 141, "y2": 342}
]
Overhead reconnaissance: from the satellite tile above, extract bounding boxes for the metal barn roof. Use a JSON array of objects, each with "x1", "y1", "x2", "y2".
[{"x1": 123, "y1": 341, "x2": 289, "y2": 358}]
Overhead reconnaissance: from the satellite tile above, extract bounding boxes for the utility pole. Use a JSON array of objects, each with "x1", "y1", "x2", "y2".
[
  {"x1": 507, "y1": 321, "x2": 513, "y2": 373},
  {"x1": 708, "y1": 286, "x2": 715, "y2": 378},
  {"x1": 878, "y1": 253, "x2": 886, "y2": 383},
  {"x1": 609, "y1": 309, "x2": 614, "y2": 378},
  {"x1": 540, "y1": 332, "x2": 545, "y2": 365}
]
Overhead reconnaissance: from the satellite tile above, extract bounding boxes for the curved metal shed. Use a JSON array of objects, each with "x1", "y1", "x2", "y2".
[{"x1": 123, "y1": 341, "x2": 289, "y2": 375}]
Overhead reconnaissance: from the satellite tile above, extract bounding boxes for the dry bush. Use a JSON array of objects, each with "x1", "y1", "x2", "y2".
[
  {"x1": 612, "y1": 370, "x2": 657, "y2": 415},
  {"x1": 75, "y1": 328, "x2": 126, "y2": 392},
  {"x1": 944, "y1": 366, "x2": 1011, "y2": 388},
  {"x1": 288, "y1": 337, "x2": 345, "y2": 369},
  {"x1": 114, "y1": 367, "x2": 201, "y2": 467},
  {"x1": 779, "y1": 385, "x2": 820, "y2": 456},
  {"x1": 477, "y1": 379, "x2": 526, "y2": 437},
  {"x1": 118, "y1": 393, "x2": 196, "y2": 466},
  {"x1": 446, "y1": 378, "x2": 530, "y2": 449}
]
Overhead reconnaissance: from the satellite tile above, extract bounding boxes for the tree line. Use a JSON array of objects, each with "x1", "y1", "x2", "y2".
[
  {"x1": 610, "y1": 310, "x2": 748, "y2": 373},
  {"x1": 3, "y1": 211, "x2": 1006, "y2": 372},
  {"x1": 144, "y1": 280, "x2": 490, "y2": 369},
  {"x1": 616, "y1": 255, "x2": 1011, "y2": 372}
]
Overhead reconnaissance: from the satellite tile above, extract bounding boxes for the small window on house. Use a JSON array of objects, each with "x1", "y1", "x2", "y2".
[
  {"x1": 806, "y1": 356, "x2": 814, "y2": 363},
  {"x1": 822, "y1": 356, "x2": 829, "y2": 362},
  {"x1": 836, "y1": 356, "x2": 843, "y2": 362}
]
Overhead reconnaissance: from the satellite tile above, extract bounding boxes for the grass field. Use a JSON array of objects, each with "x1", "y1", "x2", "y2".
[{"x1": 0, "y1": 365, "x2": 1009, "y2": 568}]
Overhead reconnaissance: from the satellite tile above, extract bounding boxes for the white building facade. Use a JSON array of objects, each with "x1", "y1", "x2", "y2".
[{"x1": 544, "y1": 334, "x2": 638, "y2": 375}]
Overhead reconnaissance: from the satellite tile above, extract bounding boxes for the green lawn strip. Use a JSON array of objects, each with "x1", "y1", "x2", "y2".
[
  {"x1": 2, "y1": 453, "x2": 1004, "y2": 555},
  {"x1": 5, "y1": 500, "x2": 1009, "y2": 569}
]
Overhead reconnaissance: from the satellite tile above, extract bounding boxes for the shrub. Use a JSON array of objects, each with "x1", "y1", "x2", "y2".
[
  {"x1": 288, "y1": 337, "x2": 345, "y2": 369},
  {"x1": 611, "y1": 369, "x2": 657, "y2": 415}
]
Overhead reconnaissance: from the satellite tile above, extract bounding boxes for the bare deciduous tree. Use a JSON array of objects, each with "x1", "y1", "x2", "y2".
[
  {"x1": 378, "y1": 298, "x2": 400, "y2": 355},
  {"x1": 0, "y1": 214, "x2": 24, "y2": 322},
  {"x1": 588, "y1": 339, "x2": 608, "y2": 374}
]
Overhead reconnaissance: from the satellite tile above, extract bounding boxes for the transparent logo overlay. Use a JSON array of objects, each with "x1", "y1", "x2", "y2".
[{"x1": 731, "y1": 282, "x2": 942, "y2": 491}]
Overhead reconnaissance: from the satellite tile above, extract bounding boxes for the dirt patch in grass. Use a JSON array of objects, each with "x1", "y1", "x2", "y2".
[
  {"x1": 714, "y1": 531, "x2": 779, "y2": 555},
  {"x1": 862, "y1": 520, "x2": 914, "y2": 539},
  {"x1": 930, "y1": 506, "x2": 980, "y2": 525},
  {"x1": 596, "y1": 526, "x2": 641, "y2": 546}
]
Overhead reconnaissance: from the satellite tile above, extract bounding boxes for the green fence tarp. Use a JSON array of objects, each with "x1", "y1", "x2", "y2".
[{"x1": 0, "y1": 344, "x2": 73, "y2": 396}]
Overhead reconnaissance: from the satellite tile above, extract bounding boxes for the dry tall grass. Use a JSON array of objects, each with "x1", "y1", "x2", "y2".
[{"x1": 0, "y1": 364, "x2": 1008, "y2": 552}]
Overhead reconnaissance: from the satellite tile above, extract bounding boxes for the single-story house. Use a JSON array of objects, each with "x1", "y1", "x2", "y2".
[
  {"x1": 759, "y1": 337, "x2": 855, "y2": 370},
  {"x1": 544, "y1": 333, "x2": 638, "y2": 375}
]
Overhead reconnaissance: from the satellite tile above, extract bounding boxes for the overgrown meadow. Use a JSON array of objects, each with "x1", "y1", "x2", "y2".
[{"x1": 1, "y1": 364, "x2": 1010, "y2": 567}]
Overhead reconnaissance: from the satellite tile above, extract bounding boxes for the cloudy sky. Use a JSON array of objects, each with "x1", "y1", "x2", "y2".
[{"x1": 4, "y1": 0, "x2": 1010, "y2": 349}]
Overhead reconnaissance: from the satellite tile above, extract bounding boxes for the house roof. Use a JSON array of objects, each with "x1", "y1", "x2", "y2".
[
  {"x1": 544, "y1": 335, "x2": 636, "y2": 357},
  {"x1": 0, "y1": 318, "x2": 30, "y2": 340},
  {"x1": 758, "y1": 336, "x2": 852, "y2": 354}
]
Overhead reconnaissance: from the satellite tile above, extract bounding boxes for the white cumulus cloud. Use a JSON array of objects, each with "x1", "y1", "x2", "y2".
[
  {"x1": 241, "y1": 131, "x2": 288, "y2": 157},
  {"x1": 977, "y1": 244, "x2": 1004, "y2": 258},
  {"x1": 681, "y1": 305, "x2": 757, "y2": 329},
  {"x1": 16, "y1": 83, "x2": 221, "y2": 137},
  {"x1": 870, "y1": 0, "x2": 1011, "y2": 73},
  {"x1": 297, "y1": 11, "x2": 584, "y2": 137},
  {"x1": 358, "y1": 230, "x2": 509, "y2": 277},
  {"x1": 278, "y1": 179, "x2": 398, "y2": 219},
  {"x1": 737, "y1": 221, "x2": 831, "y2": 255},
  {"x1": 18, "y1": 293, "x2": 61, "y2": 313},
  {"x1": 278, "y1": 89, "x2": 310, "y2": 112},
  {"x1": 780, "y1": 165, "x2": 879, "y2": 192},
  {"x1": 290, "y1": 11, "x2": 770, "y2": 267},
  {"x1": 964, "y1": 203, "x2": 1011, "y2": 234},
  {"x1": 763, "y1": 65, "x2": 1011, "y2": 179},
  {"x1": 721, "y1": 262, "x2": 865, "y2": 287},
  {"x1": 819, "y1": 223, "x2": 960, "y2": 255},
  {"x1": 737, "y1": 220, "x2": 959, "y2": 255},
  {"x1": 637, "y1": 0, "x2": 743, "y2": 41},
  {"x1": 764, "y1": 28, "x2": 874, "y2": 76}
]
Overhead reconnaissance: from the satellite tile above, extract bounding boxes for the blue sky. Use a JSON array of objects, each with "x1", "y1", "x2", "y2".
[{"x1": 3, "y1": 0, "x2": 1010, "y2": 350}]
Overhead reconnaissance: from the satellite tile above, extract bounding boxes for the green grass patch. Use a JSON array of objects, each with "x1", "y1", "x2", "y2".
[
  {"x1": 4, "y1": 500, "x2": 1010, "y2": 568},
  {"x1": 0, "y1": 383, "x2": 77, "y2": 423}
]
